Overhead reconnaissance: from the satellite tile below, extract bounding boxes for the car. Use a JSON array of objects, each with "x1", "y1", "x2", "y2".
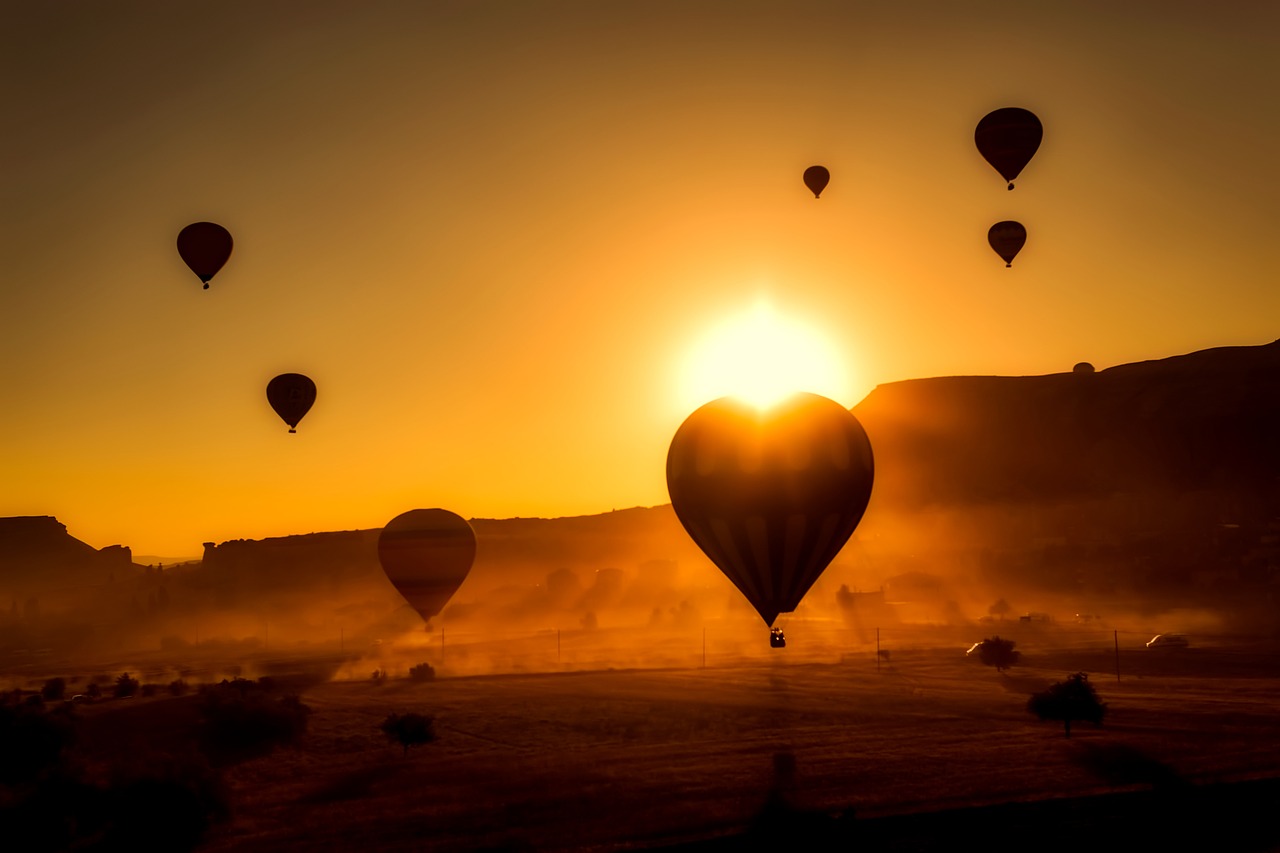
[{"x1": 1146, "y1": 633, "x2": 1189, "y2": 649}]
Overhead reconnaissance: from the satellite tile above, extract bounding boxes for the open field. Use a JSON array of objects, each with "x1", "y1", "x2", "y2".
[{"x1": 9, "y1": 622, "x2": 1280, "y2": 851}]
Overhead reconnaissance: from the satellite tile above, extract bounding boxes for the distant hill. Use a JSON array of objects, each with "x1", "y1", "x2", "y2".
[
  {"x1": 0, "y1": 516, "x2": 136, "y2": 595},
  {"x1": 4, "y1": 339, "x2": 1279, "y2": 638},
  {"x1": 854, "y1": 339, "x2": 1280, "y2": 512}
]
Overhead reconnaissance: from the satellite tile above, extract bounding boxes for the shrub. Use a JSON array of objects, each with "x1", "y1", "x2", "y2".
[
  {"x1": 169, "y1": 679, "x2": 190, "y2": 696},
  {"x1": 42, "y1": 677, "x2": 66, "y2": 701},
  {"x1": 379, "y1": 712, "x2": 436, "y2": 756},
  {"x1": 197, "y1": 681, "x2": 311, "y2": 764},
  {"x1": 0, "y1": 701, "x2": 76, "y2": 784},
  {"x1": 408, "y1": 662, "x2": 435, "y2": 682}
]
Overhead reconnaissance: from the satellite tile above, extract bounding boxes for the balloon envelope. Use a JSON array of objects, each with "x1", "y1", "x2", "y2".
[
  {"x1": 988, "y1": 220, "x2": 1027, "y2": 267},
  {"x1": 177, "y1": 222, "x2": 233, "y2": 288},
  {"x1": 803, "y1": 165, "x2": 830, "y2": 198},
  {"x1": 266, "y1": 373, "x2": 317, "y2": 433},
  {"x1": 666, "y1": 393, "x2": 875, "y2": 627},
  {"x1": 377, "y1": 509, "x2": 476, "y2": 625},
  {"x1": 974, "y1": 108, "x2": 1042, "y2": 189}
]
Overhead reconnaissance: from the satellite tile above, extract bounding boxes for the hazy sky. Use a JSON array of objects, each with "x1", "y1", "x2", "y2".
[{"x1": 5, "y1": 1, "x2": 1279, "y2": 556}]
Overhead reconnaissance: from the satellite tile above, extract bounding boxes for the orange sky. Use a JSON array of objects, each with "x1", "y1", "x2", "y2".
[{"x1": 5, "y1": 1, "x2": 1279, "y2": 556}]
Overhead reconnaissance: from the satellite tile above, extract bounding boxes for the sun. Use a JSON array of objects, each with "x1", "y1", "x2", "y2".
[{"x1": 678, "y1": 299, "x2": 850, "y2": 412}]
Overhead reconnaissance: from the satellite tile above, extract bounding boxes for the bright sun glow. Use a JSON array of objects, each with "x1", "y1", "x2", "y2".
[{"x1": 679, "y1": 300, "x2": 850, "y2": 412}]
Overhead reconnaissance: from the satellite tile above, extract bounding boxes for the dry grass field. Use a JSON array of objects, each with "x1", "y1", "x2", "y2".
[{"x1": 7, "y1": 624, "x2": 1280, "y2": 851}]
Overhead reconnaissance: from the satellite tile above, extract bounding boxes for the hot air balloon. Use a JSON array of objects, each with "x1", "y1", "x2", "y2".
[
  {"x1": 988, "y1": 220, "x2": 1027, "y2": 267},
  {"x1": 177, "y1": 222, "x2": 233, "y2": 289},
  {"x1": 974, "y1": 108, "x2": 1042, "y2": 190},
  {"x1": 266, "y1": 373, "x2": 316, "y2": 433},
  {"x1": 377, "y1": 509, "x2": 476, "y2": 627},
  {"x1": 666, "y1": 393, "x2": 874, "y2": 637},
  {"x1": 803, "y1": 165, "x2": 830, "y2": 198}
]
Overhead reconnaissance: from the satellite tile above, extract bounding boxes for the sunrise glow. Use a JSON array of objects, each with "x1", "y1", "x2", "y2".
[{"x1": 679, "y1": 300, "x2": 850, "y2": 412}]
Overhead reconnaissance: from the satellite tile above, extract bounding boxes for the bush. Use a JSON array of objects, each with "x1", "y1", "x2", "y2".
[
  {"x1": 379, "y1": 712, "x2": 436, "y2": 756},
  {"x1": 169, "y1": 679, "x2": 190, "y2": 696},
  {"x1": 197, "y1": 681, "x2": 311, "y2": 764},
  {"x1": 1028, "y1": 672, "x2": 1107, "y2": 738},
  {"x1": 100, "y1": 752, "x2": 231, "y2": 852},
  {"x1": 42, "y1": 677, "x2": 66, "y2": 701},
  {"x1": 976, "y1": 636, "x2": 1021, "y2": 672},
  {"x1": 0, "y1": 702, "x2": 76, "y2": 784},
  {"x1": 408, "y1": 662, "x2": 435, "y2": 682}
]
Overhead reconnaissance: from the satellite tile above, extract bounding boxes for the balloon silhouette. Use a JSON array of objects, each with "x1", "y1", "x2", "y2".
[
  {"x1": 988, "y1": 221, "x2": 1027, "y2": 267},
  {"x1": 666, "y1": 393, "x2": 875, "y2": 629},
  {"x1": 803, "y1": 165, "x2": 830, "y2": 198},
  {"x1": 176, "y1": 222, "x2": 233, "y2": 289},
  {"x1": 377, "y1": 509, "x2": 476, "y2": 627},
  {"x1": 974, "y1": 108, "x2": 1042, "y2": 190},
  {"x1": 266, "y1": 373, "x2": 316, "y2": 433}
]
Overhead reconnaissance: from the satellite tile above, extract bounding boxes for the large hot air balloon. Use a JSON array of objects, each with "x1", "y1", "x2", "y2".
[
  {"x1": 666, "y1": 393, "x2": 874, "y2": 634},
  {"x1": 988, "y1": 220, "x2": 1027, "y2": 267},
  {"x1": 377, "y1": 509, "x2": 476, "y2": 627},
  {"x1": 803, "y1": 165, "x2": 830, "y2": 198},
  {"x1": 974, "y1": 108, "x2": 1042, "y2": 190},
  {"x1": 176, "y1": 222, "x2": 233, "y2": 289},
  {"x1": 266, "y1": 373, "x2": 316, "y2": 433}
]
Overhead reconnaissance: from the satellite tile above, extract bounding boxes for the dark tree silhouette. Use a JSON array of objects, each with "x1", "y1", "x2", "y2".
[
  {"x1": 1028, "y1": 672, "x2": 1107, "y2": 738},
  {"x1": 114, "y1": 673, "x2": 139, "y2": 698},
  {"x1": 408, "y1": 662, "x2": 435, "y2": 681},
  {"x1": 988, "y1": 598, "x2": 1011, "y2": 620},
  {"x1": 380, "y1": 712, "x2": 436, "y2": 756},
  {"x1": 41, "y1": 677, "x2": 66, "y2": 701},
  {"x1": 976, "y1": 636, "x2": 1020, "y2": 672}
]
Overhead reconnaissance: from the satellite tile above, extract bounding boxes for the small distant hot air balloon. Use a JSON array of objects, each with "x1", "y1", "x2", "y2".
[
  {"x1": 266, "y1": 373, "x2": 316, "y2": 433},
  {"x1": 176, "y1": 222, "x2": 233, "y2": 289},
  {"x1": 666, "y1": 393, "x2": 874, "y2": 640},
  {"x1": 377, "y1": 509, "x2": 476, "y2": 627},
  {"x1": 975, "y1": 108, "x2": 1042, "y2": 190},
  {"x1": 803, "y1": 165, "x2": 830, "y2": 198},
  {"x1": 988, "y1": 221, "x2": 1027, "y2": 267}
]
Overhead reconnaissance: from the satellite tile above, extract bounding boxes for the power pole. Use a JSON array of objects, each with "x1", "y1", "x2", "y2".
[{"x1": 1114, "y1": 630, "x2": 1121, "y2": 682}]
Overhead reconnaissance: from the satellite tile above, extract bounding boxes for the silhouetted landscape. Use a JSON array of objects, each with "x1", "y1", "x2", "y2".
[{"x1": 4, "y1": 342, "x2": 1280, "y2": 850}]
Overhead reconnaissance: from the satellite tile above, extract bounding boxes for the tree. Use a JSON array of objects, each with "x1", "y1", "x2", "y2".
[
  {"x1": 380, "y1": 712, "x2": 435, "y2": 756},
  {"x1": 114, "y1": 672, "x2": 140, "y2": 698},
  {"x1": 408, "y1": 662, "x2": 435, "y2": 682},
  {"x1": 988, "y1": 598, "x2": 1011, "y2": 621},
  {"x1": 1028, "y1": 672, "x2": 1107, "y2": 738},
  {"x1": 976, "y1": 636, "x2": 1020, "y2": 672},
  {"x1": 42, "y1": 677, "x2": 66, "y2": 701}
]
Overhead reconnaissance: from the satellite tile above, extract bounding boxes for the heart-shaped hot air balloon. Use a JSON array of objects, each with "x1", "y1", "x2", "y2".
[
  {"x1": 177, "y1": 222, "x2": 233, "y2": 289},
  {"x1": 377, "y1": 509, "x2": 476, "y2": 627},
  {"x1": 666, "y1": 393, "x2": 874, "y2": 631},
  {"x1": 266, "y1": 373, "x2": 316, "y2": 433}
]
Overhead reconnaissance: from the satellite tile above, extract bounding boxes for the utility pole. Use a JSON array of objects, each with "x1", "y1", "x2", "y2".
[
  {"x1": 876, "y1": 628, "x2": 881, "y2": 672},
  {"x1": 557, "y1": 628, "x2": 561, "y2": 663},
  {"x1": 1114, "y1": 630, "x2": 1121, "y2": 682},
  {"x1": 702, "y1": 627, "x2": 706, "y2": 668}
]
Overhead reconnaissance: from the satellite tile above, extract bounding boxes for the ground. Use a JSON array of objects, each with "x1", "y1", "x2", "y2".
[{"x1": 6, "y1": 622, "x2": 1280, "y2": 851}]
